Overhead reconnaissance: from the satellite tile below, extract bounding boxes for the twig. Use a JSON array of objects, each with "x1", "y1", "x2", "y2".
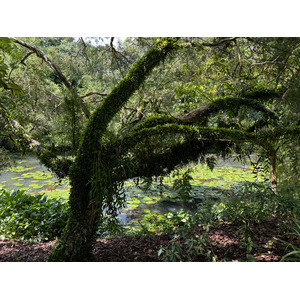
[
  {"x1": 80, "y1": 91, "x2": 108, "y2": 98},
  {"x1": 20, "y1": 51, "x2": 35, "y2": 65}
]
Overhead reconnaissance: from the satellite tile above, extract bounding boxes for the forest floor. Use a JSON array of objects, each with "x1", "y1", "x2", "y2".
[{"x1": 0, "y1": 217, "x2": 299, "y2": 262}]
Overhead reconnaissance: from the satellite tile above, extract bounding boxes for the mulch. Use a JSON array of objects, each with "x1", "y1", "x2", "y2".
[{"x1": 0, "y1": 218, "x2": 299, "y2": 262}]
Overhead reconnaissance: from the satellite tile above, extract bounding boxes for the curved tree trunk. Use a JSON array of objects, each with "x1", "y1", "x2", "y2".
[{"x1": 48, "y1": 38, "x2": 179, "y2": 261}]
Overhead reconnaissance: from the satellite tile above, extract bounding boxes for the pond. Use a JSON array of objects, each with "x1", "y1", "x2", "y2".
[{"x1": 0, "y1": 155, "x2": 260, "y2": 227}]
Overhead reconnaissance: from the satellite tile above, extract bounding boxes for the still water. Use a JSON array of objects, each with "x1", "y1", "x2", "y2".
[{"x1": 0, "y1": 155, "x2": 258, "y2": 224}]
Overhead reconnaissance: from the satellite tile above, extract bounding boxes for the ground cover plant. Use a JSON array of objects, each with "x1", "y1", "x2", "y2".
[{"x1": 0, "y1": 188, "x2": 69, "y2": 242}]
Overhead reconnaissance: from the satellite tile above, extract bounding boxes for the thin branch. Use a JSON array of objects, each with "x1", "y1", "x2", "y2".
[
  {"x1": 49, "y1": 92, "x2": 63, "y2": 99},
  {"x1": 180, "y1": 37, "x2": 238, "y2": 49},
  {"x1": 234, "y1": 39, "x2": 243, "y2": 76},
  {"x1": 8, "y1": 50, "x2": 36, "y2": 80},
  {"x1": 10, "y1": 37, "x2": 73, "y2": 90},
  {"x1": 9, "y1": 37, "x2": 92, "y2": 119},
  {"x1": 80, "y1": 91, "x2": 108, "y2": 98},
  {"x1": 79, "y1": 37, "x2": 90, "y2": 63},
  {"x1": 202, "y1": 37, "x2": 238, "y2": 47},
  {"x1": 250, "y1": 56, "x2": 280, "y2": 67},
  {"x1": 179, "y1": 97, "x2": 278, "y2": 124},
  {"x1": 20, "y1": 51, "x2": 35, "y2": 65}
]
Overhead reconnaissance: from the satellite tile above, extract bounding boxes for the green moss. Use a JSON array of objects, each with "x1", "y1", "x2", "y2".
[{"x1": 47, "y1": 36, "x2": 283, "y2": 261}]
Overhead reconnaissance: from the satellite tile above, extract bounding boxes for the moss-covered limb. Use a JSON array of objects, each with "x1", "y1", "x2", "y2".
[
  {"x1": 128, "y1": 96, "x2": 279, "y2": 132},
  {"x1": 117, "y1": 139, "x2": 230, "y2": 180},
  {"x1": 49, "y1": 38, "x2": 180, "y2": 261},
  {"x1": 117, "y1": 124, "x2": 261, "y2": 154},
  {"x1": 4, "y1": 115, "x2": 72, "y2": 178},
  {"x1": 129, "y1": 114, "x2": 180, "y2": 133},
  {"x1": 179, "y1": 97, "x2": 279, "y2": 124},
  {"x1": 38, "y1": 150, "x2": 73, "y2": 179},
  {"x1": 68, "y1": 38, "x2": 180, "y2": 190},
  {"x1": 104, "y1": 121, "x2": 283, "y2": 189},
  {"x1": 238, "y1": 89, "x2": 282, "y2": 101},
  {"x1": 106, "y1": 123, "x2": 265, "y2": 182}
]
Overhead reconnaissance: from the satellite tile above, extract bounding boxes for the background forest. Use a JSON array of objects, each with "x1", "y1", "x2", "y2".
[{"x1": 0, "y1": 37, "x2": 299, "y2": 262}]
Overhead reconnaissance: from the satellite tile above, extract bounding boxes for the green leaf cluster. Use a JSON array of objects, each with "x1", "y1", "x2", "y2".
[{"x1": 0, "y1": 188, "x2": 69, "y2": 241}]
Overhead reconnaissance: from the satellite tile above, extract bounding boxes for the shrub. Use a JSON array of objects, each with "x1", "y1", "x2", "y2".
[
  {"x1": 204, "y1": 181, "x2": 299, "y2": 226},
  {"x1": 0, "y1": 188, "x2": 69, "y2": 241}
]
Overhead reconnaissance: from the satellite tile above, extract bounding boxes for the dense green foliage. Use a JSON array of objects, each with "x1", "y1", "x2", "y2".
[{"x1": 0, "y1": 188, "x2": 68, "y2": 241}]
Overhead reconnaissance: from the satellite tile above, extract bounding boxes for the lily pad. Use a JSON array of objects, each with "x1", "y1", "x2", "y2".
[
  {"x1": 29, "y1": 183, "x2": 42, "y2": 188},
  {"x1": 132, "y1": 198, "x2": 141, "y2": 204},
  {"x1": 44, "y1": 179, "x2": 55, "y2": 184},
  {"x1": 129, "y1": 204, "x2": 139, "y2": 209},
  {"x1": 19, "y1": 187, "x2": 29, "y2": 191}
]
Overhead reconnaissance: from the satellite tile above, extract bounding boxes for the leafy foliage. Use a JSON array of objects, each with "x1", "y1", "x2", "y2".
[
  {"x1": 202, "y1": 182, "x2": 300, "y2": 225},
  {"x1": 276, "y1": 221, "x2": 300, "y2": 262},
  {"x1": 172, "y1": 168, "x2": 193, "y2": 205},
  {"x1": 0, "y1": 37, "x2": 22, "y2": 92},
  {"x1": 0, "y1": 188, "x2": 69, "y2": 241}
]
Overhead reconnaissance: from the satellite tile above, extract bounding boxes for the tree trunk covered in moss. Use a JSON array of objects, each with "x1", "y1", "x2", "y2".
[{"x1": 48, "y1": 38, "x2": 179, "y2": 261}]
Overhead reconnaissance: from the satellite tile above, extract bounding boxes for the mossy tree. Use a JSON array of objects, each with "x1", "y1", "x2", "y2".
[{"x1": 2, "y1": 37, "x2": 299, "y2": 261}]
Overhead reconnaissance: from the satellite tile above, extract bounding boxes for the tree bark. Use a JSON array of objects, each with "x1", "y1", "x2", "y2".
[
  {"x1": 270, "y1": 149, "x2": 278, "y2": 192},
  {"x1": 48, "y1": 38, "x2": 179, "y2": 261}
]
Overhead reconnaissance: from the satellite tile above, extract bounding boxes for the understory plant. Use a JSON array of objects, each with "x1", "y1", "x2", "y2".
[
  {"x1": 0, "y1": 188, "x2": 69, "y2": 241},
  {"x1": 129, "y1": 209, "x2": 217, "y2": 261},
  {"x1": 153, "y1": 181, "x2": 299, "y2": 261},
  {"x1": 172, "y1": 168, "x2": 193, "y2": 205},
  {"x1": 276, "y1": 220, "x2": 300, "y2": 262},
  {"x1": 200, "y1": 181, "x2": 300, "y2": 261}
]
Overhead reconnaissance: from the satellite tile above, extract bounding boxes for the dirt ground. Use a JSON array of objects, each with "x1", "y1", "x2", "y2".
[{"x1": 0, "y1": 218, "x2": 298, "y2": 262}]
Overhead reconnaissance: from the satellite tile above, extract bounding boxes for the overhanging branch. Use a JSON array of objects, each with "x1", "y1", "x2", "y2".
[
  {"x1": 179, "y1": 97, "x2": 278, "y2": 124},
  {"x1": 10, "y1": 37, "x2": 74, "y2": 90}
]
